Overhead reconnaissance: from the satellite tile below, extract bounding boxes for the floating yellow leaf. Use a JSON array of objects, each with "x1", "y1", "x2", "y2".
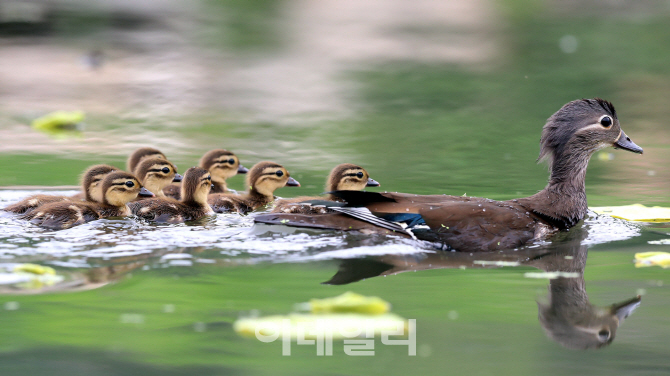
[
  {"x1": 590, "y1": 204, "x2": 670, "y2": 222},
  {"x1": 234, "y1": 312, "x2": 408, "y2": 340},
  {"x1": 309, "y1": 291, "x2": 390, "y2": 315},
  {"x1": 13, "y1": 263, "x2": 56, "y2": 275},
  {"x1": 32, "y1": 110, "x2": 85, "y2": 136},
  {"x1": 634, "y1": 252, "x2": 670, "y2": 268}
]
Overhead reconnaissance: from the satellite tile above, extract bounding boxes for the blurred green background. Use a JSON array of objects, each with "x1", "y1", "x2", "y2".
[{"x1": 1, "y1": 0, "x2": 670, "y2": 375}]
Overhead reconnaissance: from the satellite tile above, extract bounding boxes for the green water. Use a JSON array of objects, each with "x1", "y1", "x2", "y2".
[{"x1": 2, "y1": 1, "x2": 670, "y2": 375}]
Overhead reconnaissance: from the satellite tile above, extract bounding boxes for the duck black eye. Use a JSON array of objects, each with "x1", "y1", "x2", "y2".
[
  {"x1": 228, "y1": 158, "x2": 235, "y2": 164},
  {"x1": 125, "y1": 181, "x2": 135, "y2": 187},
  {"x1": 356, "y1": 172, "x2": 364, "y2": 178},
  {"x1": 597, "y1": 329, "x2": 610, "y2": 341},
  {"x1": 205, "y1": 176, "x2": 211, "y2": 181},
  {"x1": 600, "y1": 115, "x2": 612, "y2": 128},
  {"x1": 276, "y1": 170, "x2": 284, "y2": 177},
  {"x1": 162, "y1": 167, "x2": 170, "y2": 173}
]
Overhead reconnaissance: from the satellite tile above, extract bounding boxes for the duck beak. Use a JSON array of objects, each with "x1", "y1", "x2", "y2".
[
  {"x1": 613, "y1": 130, "x2": 643, "y2": 154},
  {"x1": 139, "y1": 187, "x2": 155, "y2": 197},
  {"x1": 611, "y1": 295, "x2": 642, "y2": 323},
  {"x1": 366, "y1": 178, "x2": 380, "y2": 187},
  {"x1": 237, "y1": 165, "x2": 249, "y2": 174},
  {"x1": 172, "y1": 173, "x2": 183, "y2": 182},
  {"x1": 286, "y1": 177, "x2": 301, "y2": 187}
]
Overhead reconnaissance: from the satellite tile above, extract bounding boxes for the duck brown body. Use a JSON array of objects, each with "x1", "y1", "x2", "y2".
[
  {"x1": 208, "y1": 161, "x2": 299, "y2": 214},
  {"x1": 130, "y1": 167, "x2": 214, "y2": 223},
  {"x1": 21, "y1": 172, "x2": 151, "y2": 230},
  {"x1": 3, "y1": 164, "x2": 118, "y2": 215},
  {"x1": 255, "y1": 99, "x2": 643, "y2": 251},
  {"x1": 271, "y1": 163, "x2": 379, "y2": 215}
]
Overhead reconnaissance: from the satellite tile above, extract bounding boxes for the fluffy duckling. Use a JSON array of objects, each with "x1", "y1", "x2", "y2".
[
  {"x1": 208, "y1": 161, "x2": 300, "y2": 214},
  {"x1": 127, "y1": 147, "x2": 166, "y2": 174},
  {"x1": 130, "y1": 167, "x2": 215, "y2": 223},
  {"x1": 21, "y1": 172, "x2": 153, "y2": 230},
  {"x1": 272, "y1": 163, "x2": 379, "y2": 214},
  {"x1": 4, "y1": 164, "x2": 118, "y2": 215},
  {"x1": 200, "y1": 149, "x2": 248, "y2": 193},
  {"x1": 134, "y1": 157, "x2": 182, "y2": 198},
  {"x1": 163, "y1": 149, "x2": 248, "y2": 200},
  {"x1": 70, "y1": 164, "x2": 119, "y2": 202}
]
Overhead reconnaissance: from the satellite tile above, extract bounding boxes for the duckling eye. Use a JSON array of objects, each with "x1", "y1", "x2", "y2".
[
  {"x1": 356, "y1": 172, "x2": 364, "y2": 178},
  {"x1": 276, "y1": 170, "x2": 284, "y2": 177},
  {"x1": 161, "y1": 167, "x2": 170, "y2": 173},
  {"x1": 599, "y1": 115, "x2": 612, "y2": 128},
  {"x1": 205, "y1": 176, "x2": 211, "y2": 181},
  {"x1": 125, "y1": 181, "x2": 135, "y2": 188},
  {"x1": 597, "y1": 329, "x2": 610, "y2": 342},
  {"x1": 228, "y1": 158, "x2": 235, "y2": 164}
]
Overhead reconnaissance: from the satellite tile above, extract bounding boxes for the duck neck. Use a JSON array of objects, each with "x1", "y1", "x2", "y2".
[
  {"x1": 520, "y1": 148, "x2": 593, "y2": 229},
  {"x1": 211, "y1": 178, "x2": 227, "y2": 193},
  {"x1": 248, "y1": 188, "x2": 274, "y2": 207}
]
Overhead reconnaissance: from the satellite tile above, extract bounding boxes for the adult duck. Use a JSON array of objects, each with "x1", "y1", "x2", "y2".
[{"x1": 254, "y1": 99, "x2": 643, "y2": 251}]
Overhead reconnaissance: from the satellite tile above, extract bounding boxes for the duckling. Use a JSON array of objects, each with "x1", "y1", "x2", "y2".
[
  {"x1": 255, "y1": 99, "x2": 644, "y2": 251},
  {"x1": 127, "y1": 147, "x2": 166, "y2": 174},
  {"x1": 130, "y1": 167, "x2": 215, "y2": 223},
  {"x1": 4, "y1": 164, "x2": 118, "y2": 215},
  {"x1": 20, "y1": 172, "x2": 153, "y2": 230},
  {"x1": 271, "y1": 163, "x2": 379, "y2": 214},
  {"x1": 133, "y1": 157, "x2": 182, "y2": 199},
  {"x1": 70, "y1": 164, "x2": 119, "y2": 202},
  {"x1": 208, "y1": 161, "x2": 300, "y2": 214},
  {"x1": 163, "y1": 149, "x2": 248, "y2": 200}
]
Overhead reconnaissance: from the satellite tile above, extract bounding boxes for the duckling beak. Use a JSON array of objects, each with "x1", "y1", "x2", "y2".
[
  {"x1": 138, "y1": 187, "x2": 155, "y2": 197},
  {"x1": 172, "y1": 173, "x2": 183, "y2": 182},
  {"x1": 286, "y1": 177, "x2": 301, "y2": 187},
  {"x1": 366, "y1": 178, "x2": 380, "y2": 187},
  {"x1": 237, "y1": 165, "x2": 249, "y2": 174},
  {"x1": 613, "y1": 130, "x2": 643, "y2": 154},
  {"x1": 612, "y1": 295, "x2": 642, "y2": 323}
]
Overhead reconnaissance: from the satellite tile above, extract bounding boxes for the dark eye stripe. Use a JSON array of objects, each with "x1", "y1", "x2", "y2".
[
  {"x1": 148, "y1": 168, "x2": 169, "y2": 173},
  {"x1": 343, "y1": 173, "x2": 363, "y2": 177}
]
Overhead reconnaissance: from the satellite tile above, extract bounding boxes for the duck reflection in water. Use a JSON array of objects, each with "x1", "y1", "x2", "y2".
[{"x1": 324, "y1": 226, "x2": 640, "y2": 349}]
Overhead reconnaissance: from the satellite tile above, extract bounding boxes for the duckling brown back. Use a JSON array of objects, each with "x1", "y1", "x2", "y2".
[
  {"x1": 4, "y1": 164, "x2": 118, "y2": 215},
  {"x1": 209, "y1": 161, "x2": 300, "y2": 214},
  {"x1": 127, "y1": 147, "x2": 166, "y2": 174},
  {"x1": 21, "y1": 171, "x2": 147, "y2": 230}
]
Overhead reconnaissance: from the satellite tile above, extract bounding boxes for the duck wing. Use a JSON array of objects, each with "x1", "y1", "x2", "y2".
[{"x1": 415, "y1": 201, "x2": 542, "y2": 251}]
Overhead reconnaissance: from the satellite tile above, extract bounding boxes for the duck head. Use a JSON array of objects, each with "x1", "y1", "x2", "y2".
[
  {"x1": 101, "y1": 171, "x2": 153, "y2": 207},
  {"x1": 199, "y1": 149, "x2": 248, "y2": 191},
  {"x1": 539, "y1": 99, "x2": 642, "y2": 180},
  {"x1": 327, "y1": 163, "x2": 379, "y2": 192},
  {"x1": 80, "y1": 164, "x2": 118, "y2": 202},
  {"x1": 181, "y1": 167, "x2": 213, "y2": 205},
  {"x1": 247, "y1": 161, "x2": 300, "y2": 198},
  {"x1": 127, "y1": 147, "x2": 167, "y2": 174},
  {"x1": 135, "y1": 157, "x2": 180, "y2": 197}
]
